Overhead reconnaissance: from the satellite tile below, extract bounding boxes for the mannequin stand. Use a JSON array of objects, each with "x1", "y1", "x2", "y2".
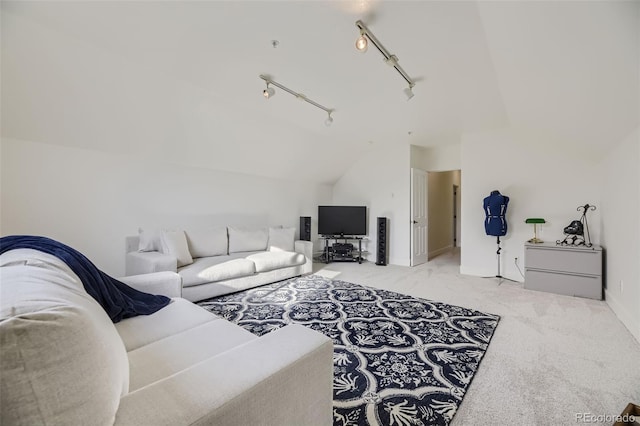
[
  {"x1": 493, "y1": 236, "x2": 518, "y2": 284},
  {"x1": 496, "y1": 236, "x2": 504, "y2": 278}
]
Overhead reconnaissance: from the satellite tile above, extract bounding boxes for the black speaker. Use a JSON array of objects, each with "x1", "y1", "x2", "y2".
[
  {"x1": 300, "y1": 216, "x2": 311, "y2": 241},
  {"x1": 376, "y1": 217, "x2": 388, "y2": 266}
]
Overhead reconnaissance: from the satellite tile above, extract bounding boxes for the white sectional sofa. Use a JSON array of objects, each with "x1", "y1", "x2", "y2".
[
  {"x1": 0, "y1": 249, "x2": 333, "y2": 426},
  {"x1": 126, "y1": 226, "x2": 313, "y2": 302}
]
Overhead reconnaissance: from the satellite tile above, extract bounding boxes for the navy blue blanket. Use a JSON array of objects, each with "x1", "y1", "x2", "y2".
[{"x1": 0, "y1": 235, "x2": 170, "y2": 323}]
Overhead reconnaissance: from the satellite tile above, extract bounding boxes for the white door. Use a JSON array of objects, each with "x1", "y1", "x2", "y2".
[{"x1": 411, "y1": 168, "x2": 428, "y2": 266}]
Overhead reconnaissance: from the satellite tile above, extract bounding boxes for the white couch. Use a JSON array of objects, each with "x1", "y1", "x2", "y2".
[
  {"x1": 0, "y1": 249, "x2": 333, "y2": 426},
  {"x1": 126, "y1": 226, "x2": 313, "y2": 302}
]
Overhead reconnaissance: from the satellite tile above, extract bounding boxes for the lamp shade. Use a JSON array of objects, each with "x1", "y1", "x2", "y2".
[{"x1": 525, "y1": 218, "x2": 546, "y2": 224}]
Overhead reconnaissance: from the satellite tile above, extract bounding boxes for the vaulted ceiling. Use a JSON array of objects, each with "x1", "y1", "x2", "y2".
[{"x1": 2, "y1": 1, "x2": 638, "y2": 184}]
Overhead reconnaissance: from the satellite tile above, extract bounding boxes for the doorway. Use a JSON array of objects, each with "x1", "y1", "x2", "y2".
[{"x1": 422, "y1": 170, "x2": 462, "y2": 262}]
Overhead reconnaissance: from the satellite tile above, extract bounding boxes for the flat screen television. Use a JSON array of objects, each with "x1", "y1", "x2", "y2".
[{"x1": 318, "y1": 206, "x2": 367, "y2": 236}]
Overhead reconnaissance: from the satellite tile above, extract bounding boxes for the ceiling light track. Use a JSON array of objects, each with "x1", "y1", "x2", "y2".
[
  {"x1": 259, "y1": 75, "x2": 334, "y2": 126},
  {"x1": 355, "y1": 20, "x2": 416, "y2": 99}
]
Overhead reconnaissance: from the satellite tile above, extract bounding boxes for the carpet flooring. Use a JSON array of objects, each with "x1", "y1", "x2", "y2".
[
  {"x1": 199, "y1": 274, "x2": 500, "y2": 426},
  {"x1": 316, "y1": 250, "x2": 640, "y2": 425}
]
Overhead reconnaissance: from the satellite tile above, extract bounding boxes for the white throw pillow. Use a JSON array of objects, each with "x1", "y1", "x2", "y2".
[
  {"x1": 161, "y1": 230, "x2": 193, "y2": 267},
  {"x1": 138, "y1": 227, "x2": 162, "y2": 252},
  {"x1": 185, "y1": 227, "x2": 228, "y2": 258},
  {"x1": 268, "y1": 227, "x2": 295, "y2": 252},
  {"x1": 228, "y1": 227, "x2": 269, "y2": 253},
  {"x1": 0, "y1": 249, "x2": 129, "y2": 426}
]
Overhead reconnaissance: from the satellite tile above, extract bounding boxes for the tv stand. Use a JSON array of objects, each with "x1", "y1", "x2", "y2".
[{"x1": 320, "y1": 236, "x2": 366, "y2": 264}]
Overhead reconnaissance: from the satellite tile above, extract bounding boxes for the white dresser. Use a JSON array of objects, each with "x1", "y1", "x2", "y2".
[{"x1": 524, "y1": 242, "x2": 603, "y2": 300}]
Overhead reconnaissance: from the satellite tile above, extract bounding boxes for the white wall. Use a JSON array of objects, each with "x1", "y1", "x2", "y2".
[
  {"x1": 410, "y1": 144, "x2": 461, "y2": 172},
  {"x1": 331, "y1": 144, "x2": 411, "y2": 266},
  {"x1": 600, "y1": 127, "x2": 640, "y2": 342},
  {"x1": 460, "y1": 128, "x2": 602, "y2": 282},
  {"x1": 0, "y1": 138, "x2": 332, "y2": 276}
]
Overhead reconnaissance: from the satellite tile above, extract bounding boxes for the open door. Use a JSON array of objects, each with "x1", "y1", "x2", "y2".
[{"x1": 410, "y1": 168, "x2": 428, "y2": 266}]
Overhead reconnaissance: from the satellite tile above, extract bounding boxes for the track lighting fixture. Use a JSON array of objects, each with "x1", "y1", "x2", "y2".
[
  {"x1": 355, "y1": 20, "x2": 416, "y2": 99},
  {"x1": 404, "y1": 85, "x2": 415, "y2": 100},
  {"x1": 355, "y1": 32, "x2": 368, "y2": 52},
  {"x1": 260, "y1": 75, "x2": 334, "y2": 126},
  {"x1": 263, "y1": 83, "x2": 275, "y2": 99},
  {"x1": 324, "y1": 112, "x2": 333, "y2": 127}
]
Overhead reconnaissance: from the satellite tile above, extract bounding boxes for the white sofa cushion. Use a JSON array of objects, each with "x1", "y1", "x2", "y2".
[
  {"x1": 115, "y1": 324, "x2": 334, "y2": 426},
  {"x1": 138, "y1": 227, "x2": 163, "y2": 252},
  {"x1": 185, "y1": 227, "x2": 228, "y2": 258},
  {"x1": 162, "y1": 230, "x2": 193, "y2": 267},
  {"x1": 115, "y1": 298, "x2": 218, "y2": 351},
  {"x1": 268, "y1": 227, "x2": 295, "y2": 252},
  {"x1": 245, "y1": 251, "x2": 306, "y2": 273},
  {"x1": 0, "y1": 249, "x2": 129, "y2": 426},
  {"x1": 127, "y1": 319, "x2": 256, "y2": 391},
  {"x1": 180, "y1": 257, "x2": 257, "y2": 287},
  {"x1": 228, "y1": 227, "x2": 268, "y2": 253}
]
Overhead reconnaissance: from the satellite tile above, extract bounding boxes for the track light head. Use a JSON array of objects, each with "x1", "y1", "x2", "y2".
[
  {"x1": 404, "y1": 86, "x2": 414, "y2": 100},
  {"x1": 325, "y1": 112, "x2": 333, "y2": 127},
  {"x1": 355, "y1": 34, "x2": 368, "y2": 52},
  {"x1": 263, "y1": 84, "x2": 275, "y2": 99}
]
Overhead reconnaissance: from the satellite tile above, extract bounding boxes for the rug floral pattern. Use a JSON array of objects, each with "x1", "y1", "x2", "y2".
[{"x1": 199, "y1": 275, "x2": 499, "y2": 426}]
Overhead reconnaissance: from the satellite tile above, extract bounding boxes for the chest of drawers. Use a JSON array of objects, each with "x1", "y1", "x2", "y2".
[{"x1": 524, "y1": 242, "x2": 603, "y2": 300}]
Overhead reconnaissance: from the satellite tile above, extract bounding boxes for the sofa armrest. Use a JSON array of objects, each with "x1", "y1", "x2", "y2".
[
  {"x1": 125, "y1": 251, "x2": 177, "y2": 276},
  {"x1": 114, "y1": 324, "x2": 333, "y2": 426},
  {"x1": 294, "y1": 240, "x2": 313, "y2": 274},
  {"x1": 118, "y1": 272, "x2": 182, "y2": 298}
]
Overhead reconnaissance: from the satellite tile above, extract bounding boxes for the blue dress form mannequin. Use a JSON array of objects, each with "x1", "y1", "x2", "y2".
[
  {"x1": 483, "y1": 190, "x2": 509, "y2": 237},
  {"x1": 483, "y1": 190, "x2": 510, "y2": 279}
]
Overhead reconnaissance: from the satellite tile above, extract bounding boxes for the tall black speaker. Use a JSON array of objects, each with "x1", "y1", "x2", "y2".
[
  {"x1": 376, "y1": 217, "x2": 388, "y2": 266},
  {"x1": 300, "y1": 216, "x2": 311, "y2": 241}
]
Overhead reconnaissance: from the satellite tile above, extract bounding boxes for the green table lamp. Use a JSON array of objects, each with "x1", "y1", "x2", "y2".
[{"x1": 525, "y1": 218, "x2": 546, "y2": 243}]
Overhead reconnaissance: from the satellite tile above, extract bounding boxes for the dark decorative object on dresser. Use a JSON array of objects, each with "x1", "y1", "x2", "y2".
[{"x1": 557, "y1": 204, "x2": 596, "y2": 247}]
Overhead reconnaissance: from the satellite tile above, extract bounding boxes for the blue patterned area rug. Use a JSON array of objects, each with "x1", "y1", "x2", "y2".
[{"x1": 198, "y1": 275, "x2": 499, "y2": 426}]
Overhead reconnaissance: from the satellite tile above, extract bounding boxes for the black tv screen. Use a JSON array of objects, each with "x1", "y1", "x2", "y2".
[{"x1": 318, "y1": 206, "x2": 367, "y2": 236}]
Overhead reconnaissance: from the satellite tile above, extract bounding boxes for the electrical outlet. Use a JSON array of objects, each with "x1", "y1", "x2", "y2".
[{"x1": 620, "y1": 280, "x2": 624, "y2": 293}]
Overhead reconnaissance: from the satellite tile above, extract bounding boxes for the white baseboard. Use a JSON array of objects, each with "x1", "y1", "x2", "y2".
[
  {"x1": 605, "y1": 289, "x2": 640, "y2": 344},
  {"x1": 428, "y1": 245, "x2": 453, "y2": 260},
  {"x1": 390, "y1": 256, "x2": 410, "y2": 267},
  {"x1": 459, "y1": 264, "x2": 524, "y2": 283},
  {"x1": 460, "y1": 265, "x2": 510, "y2": 281},
  {"x1": 460, "y1": 264, "x2": 494, "y2": 277}
]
